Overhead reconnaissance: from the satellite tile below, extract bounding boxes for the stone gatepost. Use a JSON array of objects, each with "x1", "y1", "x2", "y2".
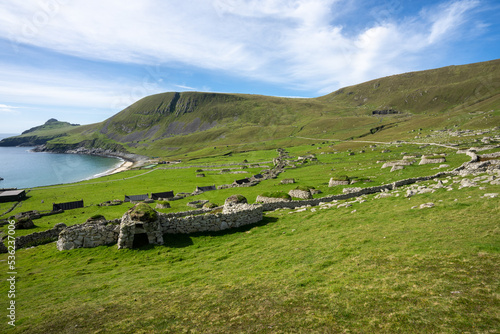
[{"x1": 117, "y1": 203, "x2": 163, "y2": 249}]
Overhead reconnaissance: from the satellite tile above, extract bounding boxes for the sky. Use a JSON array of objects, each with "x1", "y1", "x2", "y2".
[{"x1": 0, "y1": 0, "x2": 499, "y2": 133}]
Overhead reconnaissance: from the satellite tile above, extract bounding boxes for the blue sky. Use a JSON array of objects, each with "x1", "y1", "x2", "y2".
[{"x1": 0, "y1": 0, "x2": 499, "y2": 133}]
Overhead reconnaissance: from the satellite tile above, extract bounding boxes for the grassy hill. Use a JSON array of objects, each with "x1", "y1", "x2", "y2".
[
  {"x1": 0, "y1": 137, "x2": 499, "y2": 333},
  {"x1": 0, "y1": 119, "x2": 81, "y2": 147},
  {"x1": 2, "y1": 59, "x2": 498, "y2": 159}
]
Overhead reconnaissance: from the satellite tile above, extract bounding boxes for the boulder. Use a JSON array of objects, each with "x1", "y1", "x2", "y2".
[
  {"x1": 419, "y1": 202, "x2": 435, "y2": 209},
  {"x1": 15, "y1": 217, "x2": 34, "y2": 229}
]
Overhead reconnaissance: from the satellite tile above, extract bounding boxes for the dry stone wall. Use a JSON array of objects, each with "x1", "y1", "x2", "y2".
[
  {"x1": 160, "y1": 204, "x2": 263, "y2": 234},
  {"x1": 288, "y1": 189, "x2": 312, "y2": 199},
  {"x1": 255, "y1": 195, "x2": 290, "y2": 204},
  {"x1": 57, "y1": 204, "x2": 263, "y2": 250},
  {"x1": 57, "y1": 220, "x2": 120, "y2": 250},
  {"x1": 54, "y1": 149, "x2": 497, "y2": 251},
  {"x1": 14, "y1": 223, "x2": 67, "y2": 250}
]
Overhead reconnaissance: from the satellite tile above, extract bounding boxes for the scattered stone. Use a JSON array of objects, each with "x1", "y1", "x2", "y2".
[
  {"x1": 280, "y1": 178, "x2": 295, "y2": 185},
  {"x1": 390, "y1": 165, "x2": 404, "y2": 172},
  {"x1": 483, "y1": 193, "x2": 498, "y2": 198},
  {"x1": 420, "y1": 157, "x2": 446, "y2": 165},
  {"x1": 343, "y1": 187, "x2": 362, "y2": 194},
  {"x1": 419, "y1": 202, "x2": 435, "y2": 209}
]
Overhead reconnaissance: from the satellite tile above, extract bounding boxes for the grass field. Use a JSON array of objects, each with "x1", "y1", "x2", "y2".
[
  {"x1": 1, "y1": 129, "x2": 499, "y2": 333},
  {"x1": 1, "y1": 177, "x2": 498, "y2": 333}
]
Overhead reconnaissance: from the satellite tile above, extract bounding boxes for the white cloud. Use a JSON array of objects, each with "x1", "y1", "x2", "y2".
[
  {"x1": 0, "y1": 104, "x2": 21, "y2": 113},
  {"x1": 426, "y1": 0, "x2": 480, "y2": 44},
  {"x1": 0, "y1": 0, "x2": 485, "y2": 97}
]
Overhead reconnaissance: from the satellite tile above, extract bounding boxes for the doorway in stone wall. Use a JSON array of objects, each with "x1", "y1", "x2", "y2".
[{"x1": 132, "y1": 233, "x2": 149, "y2": 248}]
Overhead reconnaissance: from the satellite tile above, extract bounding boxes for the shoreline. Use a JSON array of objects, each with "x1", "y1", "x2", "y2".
[{"x1": 32, "y1": 144, "x2": 150, "y2": 178}]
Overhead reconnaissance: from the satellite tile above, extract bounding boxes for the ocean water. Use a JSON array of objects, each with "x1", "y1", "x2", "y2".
[{"x1": 0, "y1": 137, "x2": 122, "y2": 189}]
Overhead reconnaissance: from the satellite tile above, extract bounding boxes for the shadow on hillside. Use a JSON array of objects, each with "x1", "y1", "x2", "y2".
[{"x1": 161, "y1": 216, "x2": 279, "y2": 249}]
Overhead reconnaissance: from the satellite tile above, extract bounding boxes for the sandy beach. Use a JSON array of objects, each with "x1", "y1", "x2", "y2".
[{"x1": 108, "y1": 160, "x2": 134, "y2": 174}]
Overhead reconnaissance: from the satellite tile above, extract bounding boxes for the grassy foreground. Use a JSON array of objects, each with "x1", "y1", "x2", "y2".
[{"x1": 1, "y1": 182, "x2": 499, "y2": 333}]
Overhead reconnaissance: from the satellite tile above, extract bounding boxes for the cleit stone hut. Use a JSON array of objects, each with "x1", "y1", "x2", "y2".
[{"x1": 117, "y1": 203, "x2": 163, "y2": 249}]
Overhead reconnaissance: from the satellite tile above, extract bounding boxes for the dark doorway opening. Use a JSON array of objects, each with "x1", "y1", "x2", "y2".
[{"x1": 133, "y1": 233, "x2": 149, "y2": 248}]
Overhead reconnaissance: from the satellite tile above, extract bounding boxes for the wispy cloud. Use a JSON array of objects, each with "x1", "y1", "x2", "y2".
[
  {"x1": 0, "y1": 104, "x2": 21, "y2": 113},
  {"x1": 0, "y1": 0, "x2": 488, "y2": 109}
]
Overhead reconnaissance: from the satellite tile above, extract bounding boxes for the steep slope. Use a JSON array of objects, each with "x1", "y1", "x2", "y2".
[
  {"x1": 3, "y1": 59, "x2": 499, "y2": 158},
  {"x1": 320, "y1": 58, "x2": 500, "y2": 115}
]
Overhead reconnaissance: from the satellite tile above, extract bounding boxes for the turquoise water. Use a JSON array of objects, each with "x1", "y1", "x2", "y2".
[{"x1": 0, "y1": 144, "x2": 122, "y2": 189}]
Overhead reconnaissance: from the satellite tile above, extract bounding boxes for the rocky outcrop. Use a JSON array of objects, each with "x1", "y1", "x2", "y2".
[{"x1": 419, "y1": 156, "x2": 446, "y2": 165}]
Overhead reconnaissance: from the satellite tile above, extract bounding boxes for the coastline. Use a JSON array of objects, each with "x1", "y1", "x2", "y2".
[{"x1": 32, "y1": 144, "x2": 150, "y2": 177}]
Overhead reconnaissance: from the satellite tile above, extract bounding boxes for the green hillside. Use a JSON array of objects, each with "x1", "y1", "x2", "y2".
[{"x1": 2, "y1": 59, "x2": 499, "y2": 159}]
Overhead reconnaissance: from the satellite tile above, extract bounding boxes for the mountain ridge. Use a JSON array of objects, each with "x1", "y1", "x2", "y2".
[{"x1": 2, "y1": 58, "x2": 499, "y2": 158}]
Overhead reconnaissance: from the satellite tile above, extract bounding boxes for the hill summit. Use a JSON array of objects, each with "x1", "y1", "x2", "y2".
[{"x1": 1, "y1": 58, "x2": 499, "y2": 159}]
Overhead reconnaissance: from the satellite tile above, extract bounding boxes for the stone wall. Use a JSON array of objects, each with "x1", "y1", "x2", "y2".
[
  {"x1": 160, "y1": 204, "x2": 263, "y2": 234},
  {"x1": 57, "y1": 220, "x2": 120, "y2": 250},
  {"x1": 288, "y1": 189, "x2": 312, "y2": 199},
  {"x1": 255, "y1": 195, "x2": 290, "y2": 204},
  {"x1": 57, "y1": 204, "x2": 263, "y2": 250},
  {"x1": 15, "y1": 223, "x2": 67, "y2": 250}
]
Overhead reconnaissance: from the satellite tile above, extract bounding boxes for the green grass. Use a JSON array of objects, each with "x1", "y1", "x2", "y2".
[
  {"x1": 1, "y1": 180, "x2": 498, "y2": 333},
  {"x1": 260, "y1": 191, "x2": 291, "y2": 200},
  {"x1": 0, "y1": 141, "x2": 480, "y2": 237}
]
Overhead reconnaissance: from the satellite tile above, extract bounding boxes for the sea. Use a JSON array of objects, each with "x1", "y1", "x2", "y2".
[{"x1": 0, "y1": 134, "x2": 123, "y2": 189}]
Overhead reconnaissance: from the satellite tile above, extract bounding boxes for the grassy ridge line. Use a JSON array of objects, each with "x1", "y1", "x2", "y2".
[{"x1": 4, "y1": 59, "x2": 498, "y2": 159}]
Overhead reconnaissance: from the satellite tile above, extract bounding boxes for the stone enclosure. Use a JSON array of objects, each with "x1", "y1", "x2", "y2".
[{"x1": 57, "y1": 202, "x2": 263, "y2": 251}]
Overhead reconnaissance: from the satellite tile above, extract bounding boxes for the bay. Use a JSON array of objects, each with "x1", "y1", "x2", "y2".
[{"x1": 0, "y1": 135, "x2": 122, "y2": 189}]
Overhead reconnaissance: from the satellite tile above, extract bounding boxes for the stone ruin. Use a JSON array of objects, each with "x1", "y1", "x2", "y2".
[
  {"x1": 57, "y1": 199, "x2": 263, "y2": 251},
  {"x1": 117, "y1": 204, "x2": 163, "y2": 249}
]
